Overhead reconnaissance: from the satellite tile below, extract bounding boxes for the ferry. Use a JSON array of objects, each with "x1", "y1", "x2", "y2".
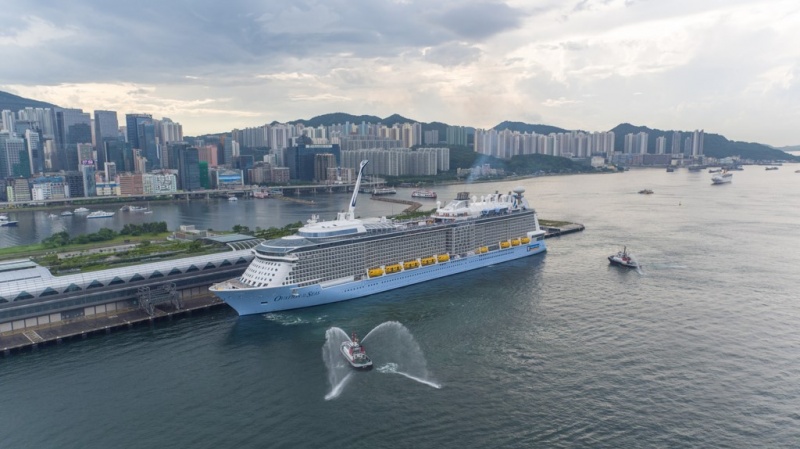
[
  {"x1": 372, "y1": 187, "x2": 397, "y2": 196},
  {"x1": 712, "y1": 171, "x2": 732, "y2": 185},
  {"x1": 340, "y1": 332, "x2": 373, "y2": 370},
  {"x1": 210, "y1": 160, "x2": 548, "y2": 315},
  {"x1": 411, "y1": 189, "x2": 437, "y2": 199},
  {"x1": 87, "y1": 210, "x2": 114, "y2": 219}
]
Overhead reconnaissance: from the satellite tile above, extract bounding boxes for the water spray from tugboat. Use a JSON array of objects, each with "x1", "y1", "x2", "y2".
[{"x1": 322, "y1": 321, "x2": 441, "y2": 400}]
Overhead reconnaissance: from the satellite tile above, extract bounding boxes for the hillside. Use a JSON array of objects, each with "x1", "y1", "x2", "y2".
[
  {"x1": 0, "y1": 90, "x2": 59, "y2": 112},
  {"x1": 610, "y1": 123, "x2": 798, "y2": 162},
  {"x1": 493, "y1": 121, "x2": 568, "y2": 135}
]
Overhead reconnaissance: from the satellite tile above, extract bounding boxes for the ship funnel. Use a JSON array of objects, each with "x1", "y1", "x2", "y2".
[{"x1": 348, "y1": 160, "x2": 369, "y2": 219}]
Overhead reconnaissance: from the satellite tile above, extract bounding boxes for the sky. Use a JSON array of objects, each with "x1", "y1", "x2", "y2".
[{"x1": 1, "y1": 0, "x2": 799, "y2": 146}]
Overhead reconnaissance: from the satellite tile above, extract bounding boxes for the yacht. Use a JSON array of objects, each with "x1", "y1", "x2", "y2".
[
  {"x1": 87, "y1": 210, "x2": 115, "y2": 219},
  {"x1": 0, "y1": 215, "x2": 18, "y2": 227},
  {"x1": 74, "y1": 207, "x2": 90, "y2": 213}
]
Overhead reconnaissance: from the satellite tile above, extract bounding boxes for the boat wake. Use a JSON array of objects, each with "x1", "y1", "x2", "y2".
[
  {"x1": 322, "y1": 321, "x2": 439, "y2": 400},
  {"x1": 376, "y1": 363, "x2": 441, "y2": 389}
]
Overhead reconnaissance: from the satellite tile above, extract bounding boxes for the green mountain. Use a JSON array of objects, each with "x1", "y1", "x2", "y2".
[
  {"x1": 0, "y1": 90, "x2": 60, "y2": 111},
  {"x1": 493, "y1": 121, "x2": 568, "y2": 135},
  {"x1": 610, "y1": 123, "x2": 798, "y2": 162}
]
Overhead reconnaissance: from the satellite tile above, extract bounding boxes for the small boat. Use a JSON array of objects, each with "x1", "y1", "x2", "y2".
[
  {"x1": 0, "y1": 215, "x2": 18, "y2": 227},
  {"x1": 638, "y1": 189, "x2": 654, "y2": 195},
  {"x1": 765, "y1": 166, "x2": 779, "y2": 170},
  {"x1": 712, "y1": 171, "x2": 732, "y2": 184},
  {"x1": 74, "y1": 207, "x2": 90, "y2": 213},
  {"x1": 129, "y1": 205, "x2": 149, "y2": 212},
  {"x1": 372, "y1": 187, "x2": 397, "y2": 196},
  {"x1": 411, "y1": 189, "x2": 437, "y2": 199},
  {"x1": 666, "y1": 167, "x2": 675, "y2": 172},
  {"x1": 708, "y1": 168, "x2": 721, "y2": 173},
  {"x1": 228, "y1": 196, "x2": 238, "y2": 202},
  {"x1": 60, "y1": 211, "x2": 73, "y2": 216},
  {"x1": 340, "y1": 332, "x2": 373, "y2": 370},
  {"x1": 86, "y1": 210, "x2": 114, "y2": 219},
  {"x1": 48, "y1": 213, "x2": 58, "y2": 218},
  {"x1": 608, "y1": 246, "x2": 639, "y2": 268},
  {"x1": 119, "y1": 205, "x2": 130, "y2": 211}
]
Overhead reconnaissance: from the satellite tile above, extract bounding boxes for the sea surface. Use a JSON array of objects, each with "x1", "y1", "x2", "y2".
[{"x1": 2, "y1": 166, "x2": 800, "y2": 448}]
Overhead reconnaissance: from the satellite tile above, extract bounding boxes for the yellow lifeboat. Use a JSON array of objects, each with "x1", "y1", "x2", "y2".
[
  {"x1": 510, "y1": 239, "x2": 521, "y2": 246},
  {"x1": 500, "y1": 241, "x2": 511, "y2": 249},
  {"x1": 385, "y1": 264, "x2": 402, "y2": 274},
  {"x1": 478, "y1": 247, "x2": 489, "y2": 254},
  {"x1": 421, "y1": 256, "x2": 436, "y2": 266},
  {"x1": 437, "y1": 254, "x2": 450, "y2": 263},
  {"x1": 368, "y1": 267, "x2": 384, "y2": 278},
  {"x1": 521, "y1": 237, "x2": 531, "y2": 244},
  {"x1": 403, "y1": 260, "x2": 419, "y2": 270}
]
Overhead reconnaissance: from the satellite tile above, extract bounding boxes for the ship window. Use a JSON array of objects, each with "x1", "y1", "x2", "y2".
[
  {"x1": 236, "y1": 257, "x2": 248, "y2": 265},
  {"x1": 204, "y1": 262, "x2": 216, "y2": 270},
  {"x1": 87, "y1": 280, "x2": 104, "y2": 289},
  {"x1": 169, "y1": 268, "x2": 182, "y2": 276},
  {"x1": 220, "y1": 260, "x2": 232, "y2": 267},
  {"x1": 186, "y1": 265, "x2": 199, "y2": 272},
  {"x1": 64, "y1": 283, "x2": 82, "y2": 293},
  {"x1": 150, "y1": 271, "x2": 164, "y2": 278},
  {"x1": 129, "y1": 274, "x2": 145, "y2": 282}
]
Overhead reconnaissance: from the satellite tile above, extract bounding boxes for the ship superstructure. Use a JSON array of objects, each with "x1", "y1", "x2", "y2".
[{"x1": 210, "y1": 160, "x2": 547, "y2": 315}]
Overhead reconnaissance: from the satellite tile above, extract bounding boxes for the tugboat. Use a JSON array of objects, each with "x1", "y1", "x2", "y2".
[
  {"x1": 608, "y1": 246, "x2": 639, "y2": 269},
  {"x1": 340, "y1": 332, "x2": 373, "y2": 370}
]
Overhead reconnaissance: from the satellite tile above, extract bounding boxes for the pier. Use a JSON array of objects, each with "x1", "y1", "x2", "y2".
[{"x1": 369, "y1": 196, "x2": 423, "y2": 213}]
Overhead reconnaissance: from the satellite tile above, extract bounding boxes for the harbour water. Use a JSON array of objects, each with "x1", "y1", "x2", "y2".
[{"x1": 2, "y1": 166, "x2": 800, "y2": 448}]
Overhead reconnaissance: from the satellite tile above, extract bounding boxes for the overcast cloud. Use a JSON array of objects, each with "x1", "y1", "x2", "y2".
[{"x1": 1, "y1": 0, "x2": 798, "y2": 145}]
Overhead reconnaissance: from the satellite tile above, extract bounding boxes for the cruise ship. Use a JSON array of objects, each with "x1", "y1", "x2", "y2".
[{"x1": 210, "y1": 160, "x2": 547, "y2": 315}]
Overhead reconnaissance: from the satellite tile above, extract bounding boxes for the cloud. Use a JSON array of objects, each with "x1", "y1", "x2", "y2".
[{"x1": 2, "y1": 0, "x2": 800, "y2": 144}]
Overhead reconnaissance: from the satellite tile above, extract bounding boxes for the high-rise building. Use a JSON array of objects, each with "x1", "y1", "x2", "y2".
[
  {"x1": 692, "y1": 130, "x2": 704, "y2": 156},
  {"x1": 446, "y1": 126, "x2": 469, "y2": 146},
  {"x1": 80, "y1": 164, "x2": 96, "y2": 197},
  {"x1": 1, "y1": 110, "x2": 15, "y2": 133},
  {"x1": 671, "y1": 131, "x2": 682, "y2": 154},
  {"x1": 313, "y1": 153, "x2": 336, "y2": 182},
  {"x1": 125, "y1": 113, "x2": 152, "y2": 149},
  {"x1": 176, "y1": 147, "x2": 201, "y2": 191},
  {"x1": 102, "y1": 140, "x2": 133, "y2": 173},
  {"x1": 655, "y1": 136, "x2": 667, "y2": 155},
  {"x1": 93, "y1": 110, "x2": 119, "y2": 166},
  {"x1": 137, "y1": 121, "x2": 158, "y2": 170}
]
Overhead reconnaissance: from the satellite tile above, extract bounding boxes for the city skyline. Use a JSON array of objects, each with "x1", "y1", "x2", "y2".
[{"x1": 1, "y1": 1, "x2": 798, "y2": 146}]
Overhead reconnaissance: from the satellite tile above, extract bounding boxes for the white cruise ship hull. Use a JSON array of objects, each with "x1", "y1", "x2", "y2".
[{"x1": 212, "y1": 241, "x2": 546, "y2": 315}]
